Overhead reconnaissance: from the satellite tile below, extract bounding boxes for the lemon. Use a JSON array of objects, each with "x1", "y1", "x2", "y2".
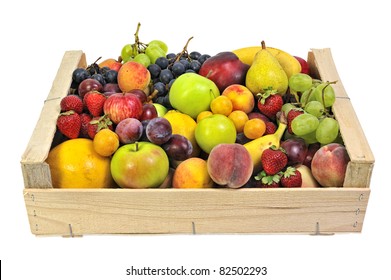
[
  {"x1": 46, "y1": 138, "x2": 114, "y2": 188},
  {"x1": 163, "y1": 110, "x2": 200, "y2": 156}
]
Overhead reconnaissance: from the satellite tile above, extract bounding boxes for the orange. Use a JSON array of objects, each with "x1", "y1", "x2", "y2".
[
  {"x1": 196, "y1": 110, "x2": 213, "y2": 123},
  {"x1": 46, "y1": 138, "x2": 114, "y2": 188},
  {"x1": 243, "y1": 118, "x2": 266, "y2": 139},
  {"x1": 210, "y1": 95, "x2": 233, "y2": 116},
  {"x1": 228, "y1": 110, "x2": 249, "y2": 133},
  {"x1": 93, "y1": 128, "x2": 120, "y2": 157}
]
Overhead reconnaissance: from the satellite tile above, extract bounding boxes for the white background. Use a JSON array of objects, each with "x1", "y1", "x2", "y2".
[{"x1": 1, "y1": 0, "x2": 390, "y2": 279}]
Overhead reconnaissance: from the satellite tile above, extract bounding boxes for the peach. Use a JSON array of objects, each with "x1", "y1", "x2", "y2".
[
  {"x1": 207, "y1": 143, "x2": 253, "y2": 188},
  {"x1": 311, "y1": 143, "x2": 350, "y2": 187},
  {"x1": 172, "y1": 158, "x2": 213, "y2": 188},
  {"x1": 222, "y1": 84, "x2": 255, "y2": 114},
  {"x1": 117, "y1": 61, "x2": 151, "y2": 93},
  {"x1": 295, "y1": 164, "x2": 319, "y2": 188},
  {"x1": 99, "y1": 58, "x2": 122, "y2": 72}
]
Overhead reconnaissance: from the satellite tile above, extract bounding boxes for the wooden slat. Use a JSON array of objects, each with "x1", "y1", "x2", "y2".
[
  {"x1": 21, "y1": 51, "x2": 86, "y2": 188},
  {"x1": 24, "y1": 188, "x2": 370, "y2": 236}
]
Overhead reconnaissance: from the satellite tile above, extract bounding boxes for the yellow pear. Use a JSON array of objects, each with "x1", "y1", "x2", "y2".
[{"x1": 245, "y1": 41, "x2": 288, "y2": 95}]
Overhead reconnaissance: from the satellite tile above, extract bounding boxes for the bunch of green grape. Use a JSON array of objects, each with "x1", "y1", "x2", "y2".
[
  {"x1": 121, "y1": 39, "x2": 168, "y2": 67},
  {"x1": 120, "y1": 23, "x2": 168, "y2": 67},
  {"x1": 288, "y1": 73, "x2": 339, "y2": 145}
]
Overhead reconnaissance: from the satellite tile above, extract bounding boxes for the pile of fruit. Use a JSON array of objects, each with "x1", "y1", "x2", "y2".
[{"x1": 47, "y1": 24, "x2": 350, "y2": 189}]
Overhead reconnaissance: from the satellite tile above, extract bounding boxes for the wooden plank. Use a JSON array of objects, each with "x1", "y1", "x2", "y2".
[
  {"x1": 21, "y1": 51, "x2": 86, "y2": 189},
  {"x1": 310, "y1": 49, "x2": 374, "y2": 188},
  {"x1": 24, "y1": 188, "x2": 370, "y2": 236}
]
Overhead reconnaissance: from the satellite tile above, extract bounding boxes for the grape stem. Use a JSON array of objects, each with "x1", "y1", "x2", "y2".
[{"x1": 175, "y1": 36, "x2": 194, "y2": 62}]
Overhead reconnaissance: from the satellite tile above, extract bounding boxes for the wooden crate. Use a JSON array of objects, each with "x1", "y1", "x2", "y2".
[{"x1": 21, "y1": 49, "x2": 374, "y2": 236}]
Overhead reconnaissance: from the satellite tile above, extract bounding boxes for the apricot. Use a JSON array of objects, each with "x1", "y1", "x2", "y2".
[
  {"x1": 207, "y1": 143, "x2": 253, "y2": 188},
  {"x1": 117, "y1": 61, "x2": 151, "y2": 92},
  {"x1": 311, "y1": 143, "x2": 350, "y2": 187},
  {"x1": 172, "y1": 158, "x2": 213, "y2": 188},
  {"x1": 99, "y1": 58, "x2": 122, "y2": 72},
  {"x1": 222, "y1": 84, "x2": 255, "y2": 114}
]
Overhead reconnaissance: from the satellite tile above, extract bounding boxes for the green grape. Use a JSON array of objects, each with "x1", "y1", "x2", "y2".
[
  {"x1": 314, "y1": 83, "x2": 336, "y2": 108},
  {"x1": 300, "y1": 130, "x2": 318, "y2": 145},
  {"x1": 133, "y1": 53, "x2": 151, "y2": 67},
  {"x1": 145, "y1": 44, "x2": 166, "y2": 63},
  {"x1": 316, "y1": 117, "x2": 339, "y2": 144},
  {"x1": 291, "y1": 113, "x2": 319, "y2": 136},
  {"x1": 121, "y1": 43, "x2": 138, "y2": 62},
  {"x1": 148, "y1": 40, "x2": 168, "y2": 53},
  {"x1": 300, "y1": 87, "x2": 316, "y2": 106},
  {"x1": 304, "y1": 100, "x2": 324, "y2": 118},
  {"x1": 289, "y1": 73, "x2": 313, "y2": 92}
]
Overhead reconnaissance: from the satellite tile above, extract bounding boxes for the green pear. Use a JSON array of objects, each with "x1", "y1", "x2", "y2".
[{"x1": 245, "y1": 41, "x2": 288, "y2": 95}]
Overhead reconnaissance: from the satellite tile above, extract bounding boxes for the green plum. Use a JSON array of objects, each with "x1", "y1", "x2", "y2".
[
  {"x1": 195, "y1": 114, "x2": 237, "y2": 154},
  {"x1": 169, "y1": 73, "x2": 220, "y2": 119}
]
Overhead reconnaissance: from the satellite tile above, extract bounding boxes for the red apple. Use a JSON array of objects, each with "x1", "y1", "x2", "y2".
[
  {"x1": 311, "y1": 143, "x2": 350, "y2": 187},
  {"x1": 198, "y1": 52, "x2": 250, "y2": 92},
  {"x1": 294, "y1": 56, "x2": 310, "y2": 75},
  {"x1": 110, "y1": 141, "x2": 169, "y2": 188},
  {"x1": 103, "y1": 93, "x2": 143, "y2": 124}
]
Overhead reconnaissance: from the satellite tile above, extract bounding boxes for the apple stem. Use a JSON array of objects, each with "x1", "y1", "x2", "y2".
[
  {"x1": 135, "y1": 141, "x2": 139, "y2": 152},
  {"x1": 261, "y1": 41, "x2": 266, "y2": 49}
]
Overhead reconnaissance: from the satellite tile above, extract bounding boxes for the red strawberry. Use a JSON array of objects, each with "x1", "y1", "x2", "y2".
[
  {"x1": 83, "y1": 91, "x2": 107, "y2": 117},
  {"x1": 87, "y1": 115, "x2": 113, "y2": 139},
  {"x1": 265, "y1": 121, "x2": 277, "y2": 135},
  {"x1": 257, "y1": 88, "x2": 283, "y2": 119},
  {"x1": 254, "y1": 171, "x2": 281, "y2": 188},
  {"x1": 79, "y1": 113, "x2": 92, "y2": 138},
  {"x1": 287, "y1": 109, "x2": 304, "y2": 134},
  {"x1": 280, "y1": 166, "x2": 302, "y2": 188},
  {"x1": 56, "y1": 110, "x2": 81, "y2": 139},
  {"x1": 60, "y1": 94, "x2": 83, "y2": 114},
  {"x1": 261, "y1": 145, "x2": 288, "y2": 175}
]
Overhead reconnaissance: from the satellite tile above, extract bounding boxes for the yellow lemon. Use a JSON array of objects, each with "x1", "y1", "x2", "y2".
[
  {"x1": 46, "y1": 138, "x2": 114, "y2": 188},
  {"x1": 163, "y1": 110, "x2": 200, "y2": 156}
]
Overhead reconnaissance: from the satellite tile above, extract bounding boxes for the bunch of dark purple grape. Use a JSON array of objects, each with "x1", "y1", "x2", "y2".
[{"x1": 148, "y1": 50, "x2": 211, "y2": 109}]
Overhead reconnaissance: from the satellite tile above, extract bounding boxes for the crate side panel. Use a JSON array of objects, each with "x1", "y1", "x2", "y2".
[
  {"x1": 24, "y1": 188, "x2": 370, "y2": 235},
  {"x1": 310, "y1": 49, "x2": 374, "y2": 188},
  {"x1": 21, "y1": 51, "x2": 86, "y2": 189}
]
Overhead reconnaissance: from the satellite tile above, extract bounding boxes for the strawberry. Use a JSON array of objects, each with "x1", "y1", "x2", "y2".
[
  {"x1": 265, "y1": 121, "x2": 277, "y2": 135},
  {"x1": 257, "y1": 88, "x2": 283, "y2": 120},
  {"x1": 261, "y1": 145, "x2": 288, "y2": 175},
  {"x1": 79, "y1": 113, "x2": 92, "y2": 138},
  {"x1": 254, "y1": 171, "x2": 281, "y2": 188},
  {"x1": 280, "y1": 166, "x2": 302, "y2": 188},
  {"x1": 56, "y1": 110, "x2": 81, "y2": 139},
  {"x1": 87, "y1": 114, "x2": 113, "y2": 139},
  {"x1": 60, "y1": 94, "x2": 83, "y2": 114},
  {"x1": 83, "y1": 91, "x2": 106, "y2": 117},
  {"x1": 287, "y1": 109, "x2": 304, "y2": 134}
]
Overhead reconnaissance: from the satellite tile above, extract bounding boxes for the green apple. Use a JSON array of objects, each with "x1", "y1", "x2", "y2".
[
  {"x1": 195, "y1": 114, "x2": 237, "y2": 154},
  {"x1": 111, "y1": 141, "x2": 169, "y2": 188},
  {"x1": 169, "y1": 73, "x2": 220, "y2": 119},
  {"x1": 152, "y1": 103, "x2": 168, "y2": 117}
]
